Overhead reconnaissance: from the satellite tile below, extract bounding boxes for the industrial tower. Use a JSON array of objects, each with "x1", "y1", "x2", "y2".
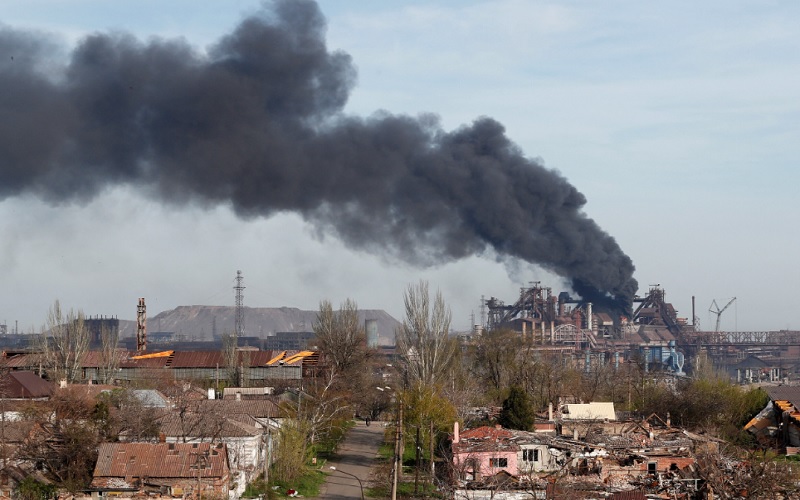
[
  {"x1": 234, "y1": 270, "x2": 245, "y2": 345},
  {"x1": 136, "y1": 297, "x2": 147, "y2": 352}
]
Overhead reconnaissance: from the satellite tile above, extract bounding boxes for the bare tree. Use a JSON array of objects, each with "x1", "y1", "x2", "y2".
[
  {"x1": 222, "y1": 332, "x2": 240, "y2": 387},
  {"x1": 396, "y1": 281, "x2": 457, "y2": 387},
  {"x1": 313, "y1": 298, "x2": 366, "y2": 374},
  {"x1": 97, "y1": 323, "x2": 122, "y2": 384},
  {"x1": 39, "y1": 301, "x2": 90, "y2": 384}
]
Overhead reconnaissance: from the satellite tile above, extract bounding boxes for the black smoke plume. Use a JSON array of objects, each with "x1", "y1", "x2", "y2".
[{"x1": 0, "y1": 0, "x2": 637, "y2": 312}]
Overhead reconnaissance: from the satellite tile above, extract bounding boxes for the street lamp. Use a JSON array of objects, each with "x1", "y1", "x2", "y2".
[
  {"x1": 377, "y1": 386, "x2": 402, "y2": 500},
  {"x1": 329, "y1": 466, "x2": 364, "y2": 500}
]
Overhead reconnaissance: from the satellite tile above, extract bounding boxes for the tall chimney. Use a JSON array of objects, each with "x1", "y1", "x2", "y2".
[
  {"x1": 137, "y1": 298, "x2": 147, "y2": 352},
  {"x1": 587, "y1": 302, "x2": 593, "y2": 331},
  {"x1": 453, "y1": 421, "x2": 460, "y2": 444}
]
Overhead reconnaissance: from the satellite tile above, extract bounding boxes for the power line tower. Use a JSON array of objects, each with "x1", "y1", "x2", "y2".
[{"x1": 234, "y1": 270, "x2": 245, "y2": 344}]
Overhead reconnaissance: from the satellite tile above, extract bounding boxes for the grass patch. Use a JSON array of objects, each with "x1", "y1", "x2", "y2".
[
  {"x1": 366, "y1": 480, "x2": 442, "y2": 498},
  {"x1": 272, "y1": 466, "x2": 327, "y2": 497},
  {"x1": 243, "y1": 464, "x2": 327, "y2": 498}
]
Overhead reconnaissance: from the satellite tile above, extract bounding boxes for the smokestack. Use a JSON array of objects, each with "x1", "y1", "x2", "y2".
[
  {"x1": 453, "y1": 421, "x2": 460, "y2": 444},
  {"x1": 137, "y1": 297, "x2": 147, "y2": 352},
  {"x1": 0, "y1": 0, "x2": 637, "y2": 307},
  {"x1": 587, "y1": 302, "x2": 593, "y2": 331}
]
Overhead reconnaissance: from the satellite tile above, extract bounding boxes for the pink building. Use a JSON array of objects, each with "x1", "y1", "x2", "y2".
[{"x1": 451, "y1": 423, "x2": 519, "y2": 481}]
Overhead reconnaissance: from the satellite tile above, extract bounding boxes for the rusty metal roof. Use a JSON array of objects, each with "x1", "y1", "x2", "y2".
[
  {"x1": 93, "y1": 442, "x2": 229, "y2": 480},
  {"x1": 609, "y1": 491, "x2": 646, "y2": 500},
  {"x1": 1, "y1": 371, "x2": 53, "y2": 398},
  {"x1": 194, "y1": 398, "x2": 280, "y2": 418},
  {"x1": 156, "y1": 412, "x2": 261, "y2": 439}
]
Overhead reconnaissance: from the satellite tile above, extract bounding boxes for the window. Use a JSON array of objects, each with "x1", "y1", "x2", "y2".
[
  {"x1": 523, "y1": 449, "x2": 539, "y2": 462},
  {"x1": 489, "y1": 457, "x2": 508, "y2": 468}
]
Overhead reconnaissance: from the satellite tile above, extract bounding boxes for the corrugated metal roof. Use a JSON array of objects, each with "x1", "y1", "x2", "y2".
[
  {"x1": 93, "y1": 442, "x2": 229, "y2": 480},
  {"x1": 766, "y1": 386, "x2": 800, "y2": 408},
  {"x1": 157, "y1": 413, "x2": 261, "y2": 438},
  {"x1": 609, "y1": 490, "x2": 646, "y2": 500},
  {"x1": 2, "y1": 371, "x2": 53, "y2": 398},
  {"x1": 195, "y1": 398, "x2": 280, "y2": 418},
  {"x1": 2, "y1": 349, "x2": 314, "y2": 371}
]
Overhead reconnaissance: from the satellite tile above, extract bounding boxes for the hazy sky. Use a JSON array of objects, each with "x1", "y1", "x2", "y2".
[{"x1": 1, "y1": 0, "x2": 798, "y2": 334}]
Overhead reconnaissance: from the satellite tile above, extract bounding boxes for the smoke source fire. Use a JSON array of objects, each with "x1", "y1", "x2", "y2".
[{"x1": 0, "y1": 0, "x2": 637, "y2": 314}]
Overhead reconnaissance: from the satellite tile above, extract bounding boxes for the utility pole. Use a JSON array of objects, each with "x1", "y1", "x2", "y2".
[
  {"x1": 391, "y1": 402, "x2": 403, "y2": 500},
  {"x1": 414, "y1": 425, "x2": 420, "y2": 494}
]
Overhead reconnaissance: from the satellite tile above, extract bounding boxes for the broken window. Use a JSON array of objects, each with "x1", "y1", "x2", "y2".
[{"x1": 523, "y1": 449, "x2": 539, "y2": 462}]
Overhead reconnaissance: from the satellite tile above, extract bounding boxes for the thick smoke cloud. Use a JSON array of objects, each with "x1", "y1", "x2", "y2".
[{"x1": 0, "y1": 0, "x2": 637, "y2": 312}]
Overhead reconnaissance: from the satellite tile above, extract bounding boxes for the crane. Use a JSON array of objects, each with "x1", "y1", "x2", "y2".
[{"x1": 709, "y1": 297, "x2": 736, "y2": 332}]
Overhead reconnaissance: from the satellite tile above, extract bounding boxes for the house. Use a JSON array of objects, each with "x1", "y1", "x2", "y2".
[
  {"x1": 154, "y1": 398, "x2": 280, "y2": 497},
  {"x1": 156, "y1": 413, "x2": 264, "y2": 496},
  {"x1": 0, "y1": 371, "x2": 54, "y2": 421},
  {"x1": 0, "y1": 371, "x2": 53, "y2": 399},
  {"x1": 751, "y1": 385, "x2": 800, "y2": 449},
  {"x1": 451, "y1": 424, "x2": 519, "y2": 481},
  {"x1": 450, "y1": 416, "x2": 708, "y2": 497},
  {"x1": 91, "y1": 442, "x2": 230, "y2": 498}
]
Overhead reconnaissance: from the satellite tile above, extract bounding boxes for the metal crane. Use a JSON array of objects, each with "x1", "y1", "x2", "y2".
[{"x1": 709, "y1": 297, "x2": 736, "y2": 332}]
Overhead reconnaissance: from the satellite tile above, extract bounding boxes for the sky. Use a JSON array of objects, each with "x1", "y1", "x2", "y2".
[{"x1": 1, "y1": 0, "x2": 798, "y2": 334}]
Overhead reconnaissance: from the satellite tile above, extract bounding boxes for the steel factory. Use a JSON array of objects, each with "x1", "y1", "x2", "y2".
[{"x1": 478, "y1": 283, "x2": 799, "y2": 384}]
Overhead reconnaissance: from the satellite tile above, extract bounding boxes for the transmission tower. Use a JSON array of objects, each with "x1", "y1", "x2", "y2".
[{"x1": 234, "y1": 270, "x2": 245, "y2": 344}]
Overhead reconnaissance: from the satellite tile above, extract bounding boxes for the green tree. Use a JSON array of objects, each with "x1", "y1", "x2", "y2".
[
  {"x1": 498, "y1": 385, "x2": 534, "y2": 431},
  {"x1": 14, "y1": 477, "x2": 56, "y2": 500}
]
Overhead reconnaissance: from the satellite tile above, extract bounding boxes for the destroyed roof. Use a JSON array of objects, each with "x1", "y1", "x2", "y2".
[
  {"x1": 93, "y1": 442, "x2": 228, "y2": 481},
  {"x1": 764, "y1": 386, "x2": 800, "y2": 407},
  {"x1": 453, "y1": 425, "x2": 519, "y2": 454},
  {"x1": 609, "y1": 491, "x2": 646, "y2": 500}
]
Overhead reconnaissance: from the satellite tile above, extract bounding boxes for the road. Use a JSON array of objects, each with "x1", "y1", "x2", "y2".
[{"x1": 315, "y1": 420, "x2": 386, "y2": 499}]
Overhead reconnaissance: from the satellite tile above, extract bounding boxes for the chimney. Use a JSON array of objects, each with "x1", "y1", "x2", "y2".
[
  {"x1": 548, "y1": 402, "x2": 553, "y2": 421},
  {"x1": 59, "y1": 379, "x2": 67, "y2": 389},
  {"x1": 587, "y1": 302, "x2": 593, "y2": 331},
  {"x1": 453, "y1": 422, "x2": 459, "y2": 444},
  {"x1": 236, "y1": 392, "x2": 241, "y2": 401}
]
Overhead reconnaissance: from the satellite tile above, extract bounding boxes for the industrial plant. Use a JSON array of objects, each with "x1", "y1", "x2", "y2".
[{"x1": 478, "y1": 283, "x2": 798, "y2": 384}]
